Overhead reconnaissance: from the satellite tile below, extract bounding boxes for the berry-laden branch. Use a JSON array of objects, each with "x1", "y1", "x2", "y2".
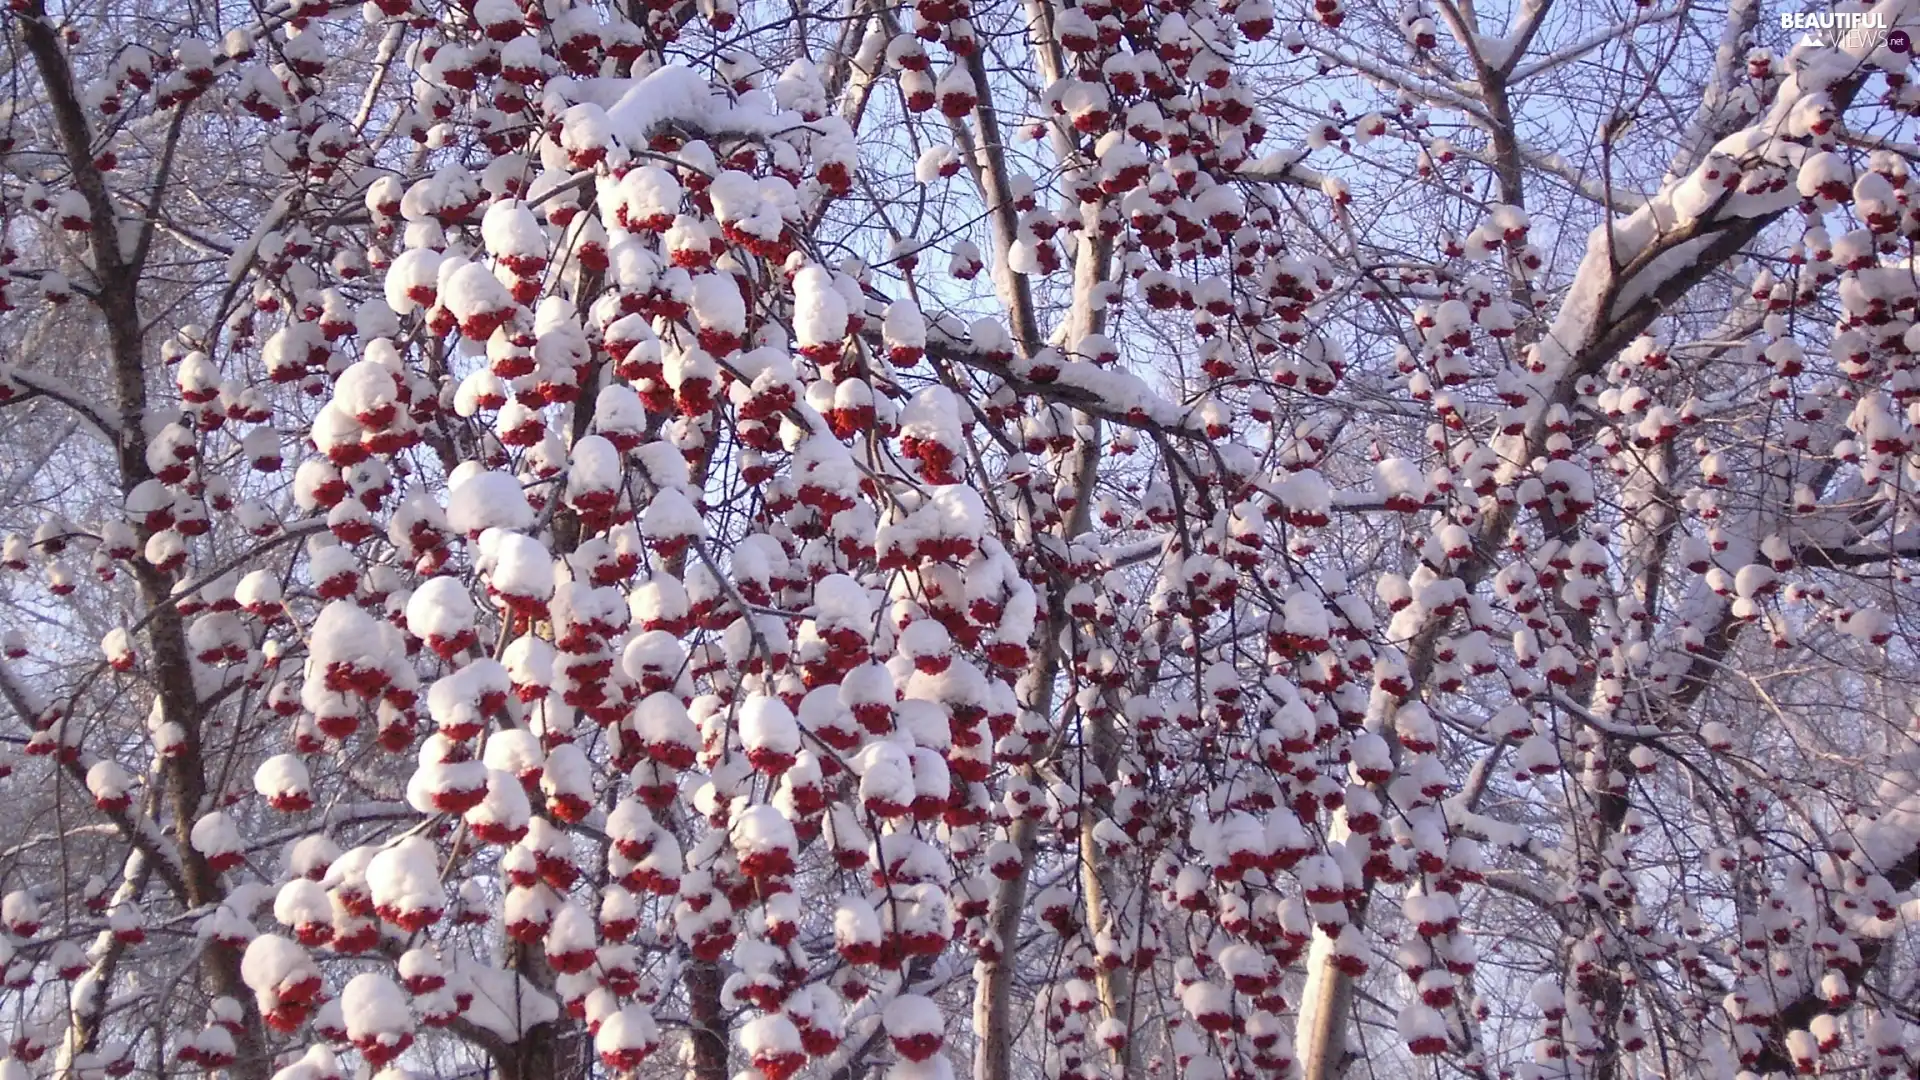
[{"x1": 0, "y1": 0, "x2": 1918, "y2": 1079}]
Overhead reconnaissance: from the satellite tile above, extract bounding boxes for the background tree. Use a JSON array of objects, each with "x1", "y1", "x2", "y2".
[{"x1": 1, "y1": 0, "x2": 1919, "y2": 1077}]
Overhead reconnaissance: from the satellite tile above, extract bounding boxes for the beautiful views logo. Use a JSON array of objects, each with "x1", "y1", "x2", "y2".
[{"x1": 1781, "y1": 9, "x2": 1910, "y2": 52}]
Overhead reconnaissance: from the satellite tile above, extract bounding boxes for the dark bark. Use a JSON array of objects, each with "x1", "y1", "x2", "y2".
[{"x1": 17, "y1": 7, "x2": 268, "y2": 1073}]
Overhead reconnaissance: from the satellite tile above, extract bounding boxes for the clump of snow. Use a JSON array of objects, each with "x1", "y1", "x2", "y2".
[{"x1": 447, "y1": 471, "x2": 533, "y2": 536}]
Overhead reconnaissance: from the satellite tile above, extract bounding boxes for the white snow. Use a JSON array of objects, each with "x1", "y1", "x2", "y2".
[
  {"x1": 642, "y1": 488, "x2": 705, "y2": 543},
  {"x1": 253, "y1": 755, "x2": 310, "y2": 803},
  {"x1": 633, "y1": 692, "x2": 699, "y2": 752},
  {"x1": 596, "y1": 1004, "x2": 661, "y2": 1059},
  {"x1": 241, "y1": 934, "x2": 316, "y2": 994},
  {"x1": 740, "y1": 695, "x2": 800, "y2": 758},
  {"x1": 605, "y1": 64, "x2": 780, "y2": 145},
  {"x1": 367, "y1": 836, "x2": 444, "y2": 920},
  {"x1": 884, "y1": 993, "x2": 942, "y2": 1037},
  {"x1": 479, "y1": 529, "x2": 556, "y2": 608},
  {"x1": 690, "y1": 273, "x2": 746, "y2": 338},
  {"x1": 793, "y1": 265, "x2": 848, "y2": 351},
  {"x1": 273, "y1": 878, "x2": 331, "y2": 931},
  {"x1": 406, "y1": 576, "x2": 476, "y2": 642},
  {"x1": 731, "y1": 804, "x2": 797, "y2": 855},
  {"x1": 456, "y1": 958, "x2": 561, "y2": 1040},
  {"x1": 447, "y1": 470, "x2": 533, "y2": 535},
  {"x1": 341, "y1": 972, "x2": 412, "y2": 1039},
  {"x1": 190, "y1": 812, "x2": 242, "y2": 858},
  {"x1": 741, "y1": 1012, "x2": 804, "y2": 1056}
]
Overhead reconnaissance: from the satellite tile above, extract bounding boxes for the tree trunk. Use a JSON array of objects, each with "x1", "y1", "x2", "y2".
[
  {"x1": 687, "y1": 957, "x2": 731, "y2": 1080},
  {"x1": 17, "y1": 8, "x2": 272, "y2": 1074}
]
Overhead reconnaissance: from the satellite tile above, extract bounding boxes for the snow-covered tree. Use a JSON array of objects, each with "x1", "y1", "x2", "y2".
[{"x1": 1, "y1": 0, "x2": 1920, "y2": 1077}]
